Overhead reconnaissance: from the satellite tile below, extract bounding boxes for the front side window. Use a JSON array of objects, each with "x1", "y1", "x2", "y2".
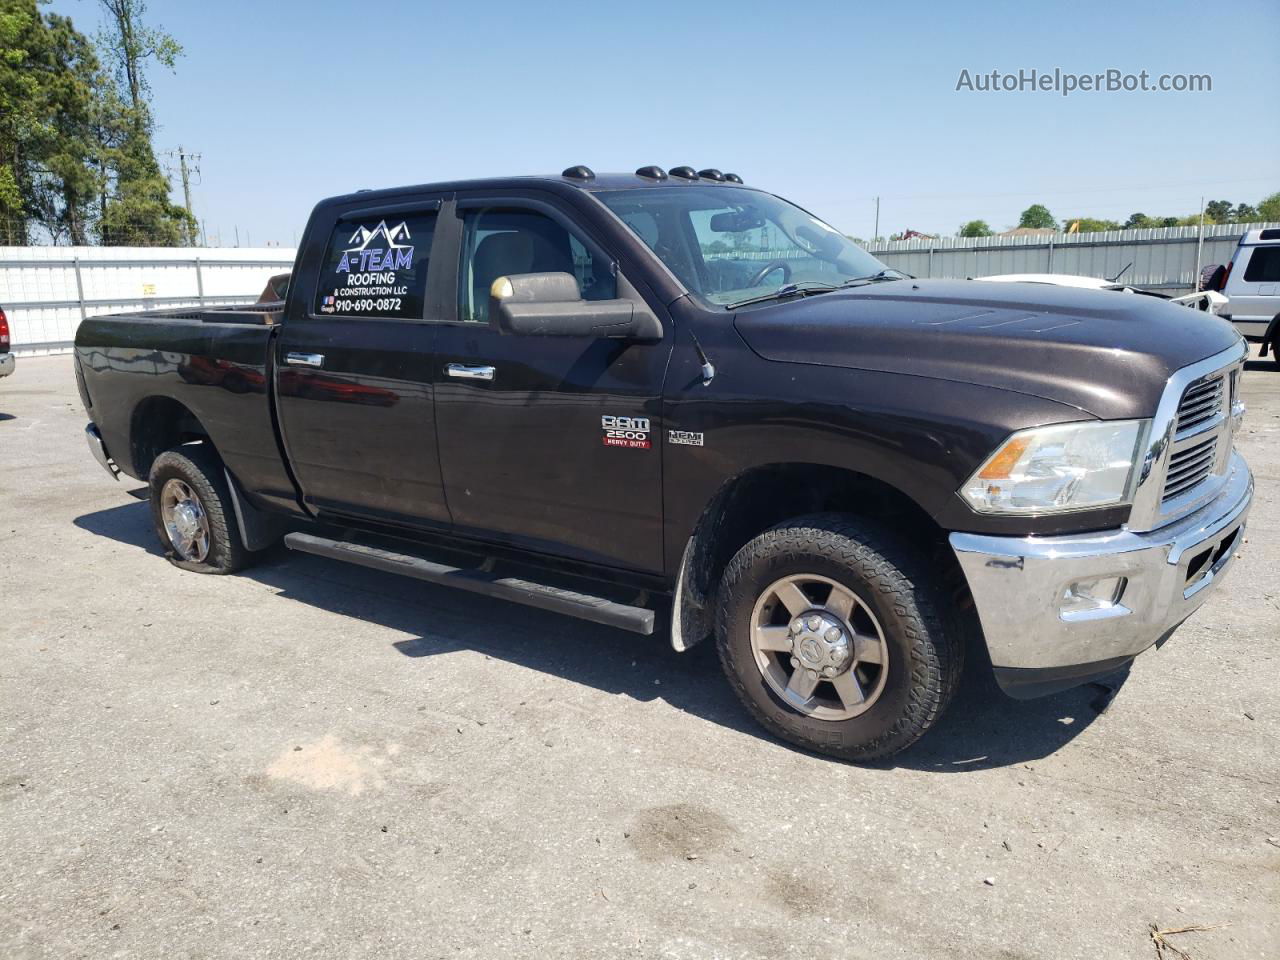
[
  {"x1": 314, "y1": 211, "x2": 435, "y2": 319},
  {"x1": 597, "y1": 186, "x2": 889, "y2": 307},
  {"x1": 459, "y1": 207, "x2": 616, "y2": 323}
]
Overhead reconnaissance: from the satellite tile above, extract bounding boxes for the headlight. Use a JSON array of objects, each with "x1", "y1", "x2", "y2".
[{"x1": 961, "y1": 420, "x2": 1149, "y2": 515}]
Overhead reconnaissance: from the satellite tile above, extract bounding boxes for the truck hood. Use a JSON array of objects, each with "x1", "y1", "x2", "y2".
[{"x1": 732, "y1": 278, "x2": 1243, "y2": 419}]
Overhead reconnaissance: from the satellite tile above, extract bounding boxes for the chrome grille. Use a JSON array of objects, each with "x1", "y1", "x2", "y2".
[
  {"x1": 1128, "y1": 343, "x2": 1246, "y2": 532},
  {"x1": 1175, "y1": 374, "x2": 1225, "y2": 435},
  {"x1": 1162, "y1": 436, "x2": 1218, "y2": 503}
]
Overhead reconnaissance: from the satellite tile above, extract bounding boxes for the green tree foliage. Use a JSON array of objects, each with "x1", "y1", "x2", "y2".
[
  {"x1": 28, "y1": 14, "x2": 110, "y2": 244},
  {"x1": 1017, "y1": 204, "x2": 1056, "y2": 229},
  {"x1": 958, "y1": 219, "x2": 992, "y2": 237},
  {"x1": 1258, "y1": 193, "x2": 1280, "y2": 222},
  {"x1": 1204, "y1": 200, "x2": 1232, "y2": 223},
  {"x1": 0, "y1": 0, "x2": 190, "y2": 246},
  {"x1": 0, "y1": 0, "x2": 44, "y2": 243},
  {"x1": 1064, "y1": 217, "x2": 1121, "y2": 233},
  {"x1": 93, "y1": 0, "x2": 191, "y2": 245}
]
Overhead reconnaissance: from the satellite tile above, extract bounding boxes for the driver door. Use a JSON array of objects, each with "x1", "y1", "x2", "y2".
[{"x1": 433, "y1": 195, "x2": 672, "y2": 573}]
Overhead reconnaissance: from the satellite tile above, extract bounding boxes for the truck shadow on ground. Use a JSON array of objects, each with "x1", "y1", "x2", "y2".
[{"x1": 75, "y1": 498, "x2": 1110, "y2": 772}]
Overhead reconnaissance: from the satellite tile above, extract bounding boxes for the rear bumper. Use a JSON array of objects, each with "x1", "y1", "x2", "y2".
[
  {"x1": 0, "y1": 353, "x2": 13, "y2": 377},
  {"x1": 951, "y1": 451, "x2": 1252, "y2": 698},
  {"x1": 84, "y1": 423, "x2": 120, "y2": 480}
]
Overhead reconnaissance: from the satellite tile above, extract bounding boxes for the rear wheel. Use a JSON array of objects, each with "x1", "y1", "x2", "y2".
[
  {"x1": 148, "y1": 445, "x2": 250, "y2": 574},
  {"x1": 716, "y1": 515, "x2": 962, "y2": 762}
]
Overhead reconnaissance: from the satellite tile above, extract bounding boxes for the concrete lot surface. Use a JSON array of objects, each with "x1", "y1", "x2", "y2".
[{"x1": 2, "y1": 351, "x2": 1278, "y2": 959}]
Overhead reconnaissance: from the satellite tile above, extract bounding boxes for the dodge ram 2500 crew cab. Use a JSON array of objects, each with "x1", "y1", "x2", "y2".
[{"x1": 74, "y1": 165, "x2": 1253, "y2": 761}]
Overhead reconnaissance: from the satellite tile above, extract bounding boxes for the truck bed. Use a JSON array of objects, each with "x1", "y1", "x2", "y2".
[{"x1": 73, "y1": 306, "x2": 301, "y2": 516}]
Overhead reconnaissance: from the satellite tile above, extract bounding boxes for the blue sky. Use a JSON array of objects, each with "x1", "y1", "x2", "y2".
[{"x1": 45, "y1": 0, "x2": 1280, "y2": 246}]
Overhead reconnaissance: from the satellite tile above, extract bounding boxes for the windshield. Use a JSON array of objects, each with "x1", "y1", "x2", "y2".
[{"x1": 596, "y1": 186, "x2": 889, "y2": 307}]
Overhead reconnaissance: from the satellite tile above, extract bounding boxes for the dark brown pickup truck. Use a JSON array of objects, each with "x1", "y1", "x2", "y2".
[{"x1": 73, "y1": 166, "x2": 1254, "y2": 760}]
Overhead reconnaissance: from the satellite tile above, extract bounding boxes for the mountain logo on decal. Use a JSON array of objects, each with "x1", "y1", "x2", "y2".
[{"x1": 344, "y1": 220, "x2": 412, "y2": 252}]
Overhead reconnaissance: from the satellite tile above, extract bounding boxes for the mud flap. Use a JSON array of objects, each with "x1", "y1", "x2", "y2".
[{"x1": 670, "y1": 536, "x2": 713, "y2": 652}]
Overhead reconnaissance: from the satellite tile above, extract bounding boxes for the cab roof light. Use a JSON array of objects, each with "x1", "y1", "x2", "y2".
[
  {"x1": 723, "y1": 172, "x2": 744, "y2": 183},
  {"x1": 561, "y1": 165, "x2": 595, "y2": 180},
  {"x1": 697, "y1": 168, "x2": 726, "y2": 182},
  {"x1": 635, "y1": 165, "x2": 667, "y2": 180},
  {"x1": 669, "y1": 166, "x2": 698, "y2": 180}
]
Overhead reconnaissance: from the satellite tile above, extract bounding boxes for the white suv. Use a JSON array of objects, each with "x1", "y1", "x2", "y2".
[{"x1": 1203, "y1": 228, "x2": 1280, "y2": 367}]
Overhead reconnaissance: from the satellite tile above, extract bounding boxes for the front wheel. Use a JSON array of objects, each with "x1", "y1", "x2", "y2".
[
  {"x1": 716, "y1": 515, "x2": 962, "y2": 762},
  {"x1": 148, "y1": 445, "x2": 251, "y2": 574}
]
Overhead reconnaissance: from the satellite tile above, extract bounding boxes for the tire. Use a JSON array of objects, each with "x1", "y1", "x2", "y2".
[
  {"x1": 1198, "y1": 264, "x2": 1225, "y2": 293},
  {"x1": 716, "y1": 514, "x2": 962, "y2": 762},
  {"x1": 148, "y1": 444, "x2": 250, "y2": 574}
]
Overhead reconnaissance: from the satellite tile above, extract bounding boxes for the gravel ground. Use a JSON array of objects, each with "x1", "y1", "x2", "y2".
[{"x1": 1, "y1": 350, "x2": 1277, "y2": 960}]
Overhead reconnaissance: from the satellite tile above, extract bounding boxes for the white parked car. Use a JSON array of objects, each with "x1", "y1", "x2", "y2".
[
  {"x1": 978, "y1": 272, "x2": 1227, "y2": 314},
  {"x1": 1201, "y1": 227, "x2": 1280, "y2": 366}
]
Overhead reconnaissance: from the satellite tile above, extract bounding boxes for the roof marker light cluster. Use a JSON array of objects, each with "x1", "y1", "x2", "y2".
[{"x1": 565, "y1": 165, "x2": 744, "y2": 184}]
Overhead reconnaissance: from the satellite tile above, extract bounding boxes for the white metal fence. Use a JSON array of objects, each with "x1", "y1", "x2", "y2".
[
  {"x1": 865, "y1": 223, "x2": 1278, "y2": 294},
  {"x1": 5, "y1": 222, "x2": 1277, "y2": 354},
  {"x1": 0, "y1": 247, "x2": 297, "y2": 355}
]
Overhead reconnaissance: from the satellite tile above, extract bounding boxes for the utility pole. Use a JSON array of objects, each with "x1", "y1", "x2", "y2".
[
  {"x1": 165, "y1": 146, "x2": 201, "y2": 245},
  {"x1": 874, "y1": 196, "x2": 881, "y2": 244},
  {"x1": 1194, "y1": 195, "x2": 1206, "y2": 291}
]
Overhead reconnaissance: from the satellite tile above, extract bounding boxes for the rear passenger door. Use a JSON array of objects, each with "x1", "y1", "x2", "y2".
[
  {"x1": 274, "y1": 196, "x2": 452, "y2": 529},
  {"x1": 432, "y1": 194, "x2": 672, "y2": 573}
]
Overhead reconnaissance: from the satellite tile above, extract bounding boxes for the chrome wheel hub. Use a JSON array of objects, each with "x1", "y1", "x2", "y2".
[
  {"x1": 749, "y1": 573, "x2": 890, "y2": 721},
  {"x1": 160, "y1": 478, "x2": 211, "y2": 563},
  {"x1": 789, "y1": 613, "x2": 852, "y2": 677}
]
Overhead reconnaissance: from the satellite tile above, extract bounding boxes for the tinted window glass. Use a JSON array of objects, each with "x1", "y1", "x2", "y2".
[
  {"x1": 315, "y1": 212, "x2": 435, "y2": 319},
  {"x1": 1243, "y1": 247, "x2": 1280, "y2": 283},
  {"x1": 459, "y1": 207, "x2": 615, "y2": 323}
]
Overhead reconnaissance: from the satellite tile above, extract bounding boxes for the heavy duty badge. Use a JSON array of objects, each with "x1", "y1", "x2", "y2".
[{"x1": 601, "y1": 415, "x2": 651, "y2": 449}]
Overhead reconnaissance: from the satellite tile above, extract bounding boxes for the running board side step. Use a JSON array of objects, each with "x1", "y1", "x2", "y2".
[{"x1": 283, "y1": 532, "x2": 655, "y2": 635}]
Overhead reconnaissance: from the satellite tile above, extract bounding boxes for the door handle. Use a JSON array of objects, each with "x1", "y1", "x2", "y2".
[
  {"x1": 285, "y1": 352, "x2": 325, "y2": 368},
  {"x1": 445, "y1": 363, "x2": 495, "y2": 381}
]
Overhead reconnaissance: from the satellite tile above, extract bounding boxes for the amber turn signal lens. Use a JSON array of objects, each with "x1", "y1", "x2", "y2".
[{"x1": 978, "y1": 436, "x2": 1032, "y2": 480}]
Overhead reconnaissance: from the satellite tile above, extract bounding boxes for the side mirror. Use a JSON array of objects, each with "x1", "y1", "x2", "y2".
[{"x1": 490, "y1": 272, "x2": 663, "y2": 341}]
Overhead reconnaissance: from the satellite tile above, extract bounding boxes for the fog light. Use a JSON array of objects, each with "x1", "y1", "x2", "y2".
[{"x1": 1060, "y1": 576, "x2": 1127, "y2": 620}]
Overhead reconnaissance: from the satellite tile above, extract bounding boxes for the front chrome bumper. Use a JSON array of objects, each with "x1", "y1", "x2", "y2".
[
  {"x1": 0, "y1": 353, "x2": 13, "y2": 377},
  {"x1": 951, "y1": 451, "x2": 1253, "y2": 698}
]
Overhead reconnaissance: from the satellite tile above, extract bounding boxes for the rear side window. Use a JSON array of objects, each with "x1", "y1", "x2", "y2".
[
  {"x1": 314, "y1": 212, "x2": 436, "y2": 319},
  {"x1": 1243, "y1": 247, "x2": 1280, "y2": 283}
]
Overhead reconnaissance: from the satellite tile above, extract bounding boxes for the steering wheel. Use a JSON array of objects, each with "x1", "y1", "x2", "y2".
[{"x1": 745, "y1": 258, "x2": 792, "y2": 288}]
